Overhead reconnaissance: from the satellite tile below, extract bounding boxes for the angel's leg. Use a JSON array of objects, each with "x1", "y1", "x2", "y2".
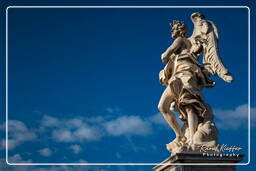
[
  {"x1": 158, "y1": 86, "x2": 182, "y2": 138},
  {"x1": 185, "y1": 106, "x2": 198, "y2": 145}
]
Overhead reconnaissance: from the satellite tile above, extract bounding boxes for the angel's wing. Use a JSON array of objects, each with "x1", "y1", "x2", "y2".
[
  {"x1": 208, "y1": 21, "x2": 218, "y2": 39},
  {"x1": 191, "y1": 19, "x2": 233, "y2": 83}
]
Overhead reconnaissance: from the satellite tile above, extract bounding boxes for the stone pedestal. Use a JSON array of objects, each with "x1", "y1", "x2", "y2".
[{"x1": 153, "y1": 153, "x2": 244, "y2": 171}]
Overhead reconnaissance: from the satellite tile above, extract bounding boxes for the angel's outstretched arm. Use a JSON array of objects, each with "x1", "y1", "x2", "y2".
[{"x1": 161, "y1": 37, "x2": 182, "y2": 64}]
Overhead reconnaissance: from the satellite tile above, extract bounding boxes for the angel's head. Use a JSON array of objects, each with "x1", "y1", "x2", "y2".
[
  {"x1": 170, "y1": 20, "x2": 188, "y2": 39},
  {"x1": 191, "y1": 12, "x2": 205, "y2": 23}
]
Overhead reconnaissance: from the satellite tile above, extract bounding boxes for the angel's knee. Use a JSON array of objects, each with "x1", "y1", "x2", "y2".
[
  {"x1": 158, "y1": 103, "x2": 169, "y2": 113},
  {"x1": 158, "y1": 104, "x2": 166, "y2": 113}
]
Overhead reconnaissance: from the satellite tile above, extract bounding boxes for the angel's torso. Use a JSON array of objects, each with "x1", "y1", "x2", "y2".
[{"x1": 173, "y1": 37, "x2": 192, "y2": 56}]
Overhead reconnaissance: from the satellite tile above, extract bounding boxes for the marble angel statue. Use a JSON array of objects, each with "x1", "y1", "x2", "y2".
[{"x1": 158, "y1": 12, "x2": 233, "y2": 154}]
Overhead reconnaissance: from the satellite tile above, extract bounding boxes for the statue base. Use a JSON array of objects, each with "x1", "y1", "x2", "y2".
[{"x1": 153, "y1": 153, "x2": 244, "y2": 171}]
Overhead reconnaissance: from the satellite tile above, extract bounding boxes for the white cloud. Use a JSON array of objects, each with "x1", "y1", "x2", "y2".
[
  {"x1": 1, "y1": 104, "x2": 252, "y2": 152},
  {"x1": 39, "y1": 116, "x2": 102, "y2": 143},
  {"x1": 69, "y1": 144, "x2": 82, "y2": 154},
  {"x1": 0, "y1": 120, "x2": 36, "y2": 150},
  {"x1": 1, "y1": 157, "x2": 112, "y2": 171},
  {"x1": 149, "y1": 112, "x2": 166, "y2": 125},
  {"x1": 52, "y1": 126, "x2": 100, "y2": 143},
  {"x1": 214, "y1": 104, "x2": 256, "y2": 130},
  {"x1": 1, "y1": 111, "x2": 155, "y2": 148},
  {"x1": 73, "y1": 126, "x2": 100, "y2": 141},
  {"x1": 104, "y1": 115, "x2": 151, "y2": 136},
  {"x1": 85, "y1": 116, "x2": 105, "y2": 124},
  {"x1": 52, "y1": 129, "x2": 74, "y2": 142},
  {"x1": 38, "y1": 148, "x2": 52, "y2": 157},
  {"x1": 40, "y1": 115, "x2": 60, "y2": 128},
  {"x1": 66, "y1": 118, "x2": 84, "y2": 128},
  {"x1": 8, "y1": 154, "x2": 32, "y2": 163},
  {"x1": 40, "y1": 113, "x2": 152, "y2": 143}
]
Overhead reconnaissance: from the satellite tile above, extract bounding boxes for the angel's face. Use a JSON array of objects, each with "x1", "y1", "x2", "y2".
[
  {"x1": 171, "y1": 25, "x2": 180, "y2": 39},
  {"x1": 193, "y1": 16, "x2": 202, "y2": 23}
]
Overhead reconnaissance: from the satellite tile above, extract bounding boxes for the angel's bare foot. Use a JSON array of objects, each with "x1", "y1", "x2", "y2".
[
  {"x1": 171, "y1": 135, "x2": 186, "y2": 146},
  {"x1": 166, "y1": 135, "x2": 187, "y2": 152}
]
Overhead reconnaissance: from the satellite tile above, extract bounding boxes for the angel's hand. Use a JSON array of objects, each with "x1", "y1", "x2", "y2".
[{"x1": 161, "y1": 53, "x2": 169, "y2": 64}]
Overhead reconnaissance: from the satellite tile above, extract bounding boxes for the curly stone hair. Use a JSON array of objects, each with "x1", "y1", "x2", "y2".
[{"x1": 170, "y1": 20, "x2": 188, "y2": 37}]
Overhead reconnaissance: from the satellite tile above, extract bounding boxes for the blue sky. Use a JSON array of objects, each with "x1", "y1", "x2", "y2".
[{"x1": 0, "y1": 0, "x2": 255, "y2": 171}]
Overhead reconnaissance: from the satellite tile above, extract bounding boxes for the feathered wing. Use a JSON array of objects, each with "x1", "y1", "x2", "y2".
[
  {"x1": 191, "y1": 20, "x2": 233, "y2": 83},
  {"x1": 208, "y1": 21, "x2": 218, "y2": 39}
]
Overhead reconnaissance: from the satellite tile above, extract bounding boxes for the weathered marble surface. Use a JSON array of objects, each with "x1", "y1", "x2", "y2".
[{"x1": 158, "y1": 12, "x2": 233, "y2": 155}]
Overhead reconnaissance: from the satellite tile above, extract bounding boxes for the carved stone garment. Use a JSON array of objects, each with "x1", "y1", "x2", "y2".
[{"x1": 167, "y1": 52, "x2": 208, "y2": 121}]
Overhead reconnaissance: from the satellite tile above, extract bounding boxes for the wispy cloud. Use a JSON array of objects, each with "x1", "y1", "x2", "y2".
[
  {"x1": 40, "y1": 115, "x2": 60, "y2": 128},
  {"x1": 52, "y1": 129, "x2": 74, "y2": 142},
  {"x1": 69, "y1": 144, "x2": 82, "y2": 154},
  {"x1": 149, "y1": 104, "x2": 255, "y2": 130},
  {"x1": 40, "y1": 116, "x2": 102, "y2": 142},
  {"x1": 8, "y1": 154, "x2": 32, "y2": 163},
  {"x1": 0, "y1": 120, "x2": 36, "y2": 150},
  {"x1": 214, "y1": 104, "x2": 256, "y2": 130},
  {"x1": 38, "y1": 148, "x2": 52, "y2": 157},
  {"x1": 1, "y1": 155, "x2": 116, "y2": 171},
  {"x1": 40, "y1": 114, "x2": 152, "y2": 143},
  {"x1": 149, "y1": 112, "x2": 166, "y2": 125},
  {"x1": 1, "y1": 104, "x2": 253, "y2": 153},
  {"x1": 105, "y1": 115, "x2": 151, "y2": 136}
]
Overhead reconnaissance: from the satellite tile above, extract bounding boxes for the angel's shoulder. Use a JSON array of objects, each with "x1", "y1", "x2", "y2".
[
  {"x1": 173, "y1": 37, "x2": 183, "y2": 44},
  {"x1": 172, "y1": 37, "x2": 189, "y2": 50}
]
